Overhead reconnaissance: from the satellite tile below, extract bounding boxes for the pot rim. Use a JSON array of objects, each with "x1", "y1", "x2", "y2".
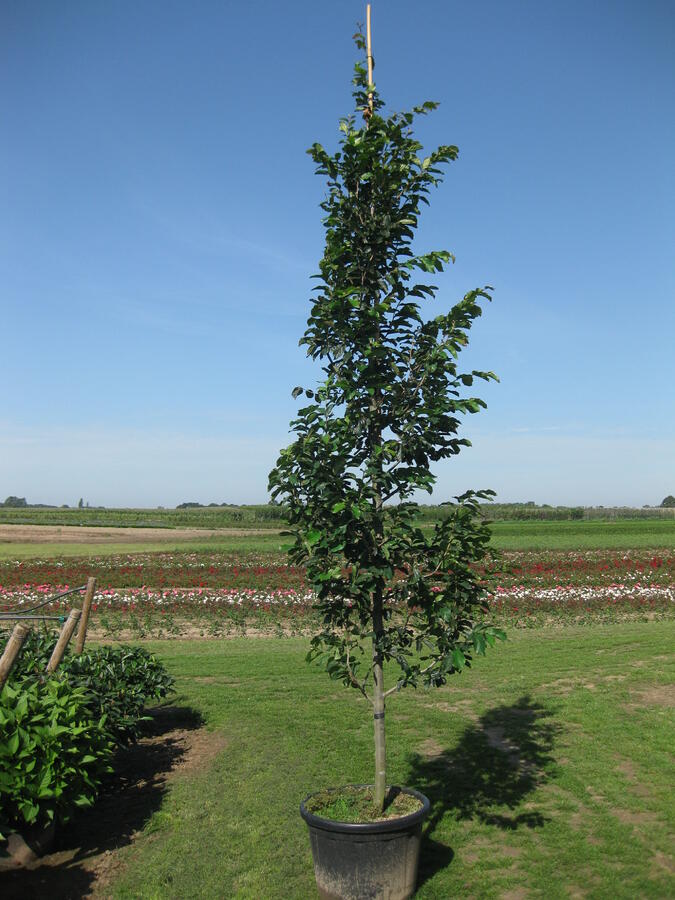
[{"x1": 300, "y1": 784, "x2": 430, "y2": 834}]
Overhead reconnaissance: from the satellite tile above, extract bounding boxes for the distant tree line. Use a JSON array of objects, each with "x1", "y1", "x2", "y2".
[
  {"x1": 176, "y1": 501, "x2": 244, "y2": 509},
  {"x1": 3, "y1": 496, "x2": 674, "y2": 517},
  {"x1": 1, "y1": 496, "x2": 56, "y2": 509},
  {"x1": 1, "y1": 497, "x2": 99, "y2": 509}
]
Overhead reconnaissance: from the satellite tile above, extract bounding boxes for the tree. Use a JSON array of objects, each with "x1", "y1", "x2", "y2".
[
  {"x1": 661, "y1": 495, "x2": 675, "y2": 508},
  {"x1": 78, "y1": 498, "x2": 84, "y2": 509},
  {"x1": 2, "y1": 496, "x2": 27, "y2": 508},
  {"x1": 269, "y1": 32, "x2": 504, "y2": 813}
]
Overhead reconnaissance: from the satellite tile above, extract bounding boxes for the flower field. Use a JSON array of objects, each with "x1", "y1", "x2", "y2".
[{"x1": 0, "y1": 548, "x2": 672, "y2": 638}]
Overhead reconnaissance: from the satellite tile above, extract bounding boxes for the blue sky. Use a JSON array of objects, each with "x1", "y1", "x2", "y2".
[{"x1": 2, "y1": 0, "x2": 673, "y2": 508}]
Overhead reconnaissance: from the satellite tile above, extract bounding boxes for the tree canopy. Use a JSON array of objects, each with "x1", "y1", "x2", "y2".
[{"x1": 269, "y1": 31, "x2": 504, "y2": 808}]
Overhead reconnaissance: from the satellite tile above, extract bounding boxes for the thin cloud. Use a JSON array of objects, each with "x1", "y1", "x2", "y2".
[{"x1": 136, "y1": 202, "x2": 312, "y2": 274}]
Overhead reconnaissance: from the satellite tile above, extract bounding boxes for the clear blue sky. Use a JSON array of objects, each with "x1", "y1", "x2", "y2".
[{"x1": 2, "y1": 0, "x2": 673, "y2": 508}]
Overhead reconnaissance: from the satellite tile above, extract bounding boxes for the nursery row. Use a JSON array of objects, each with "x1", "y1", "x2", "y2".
[
  {"x1": 1, "y1": 580, "x2": 672, "y2": 640},
  {"x1": 1, "y1": 548, "x2": 673, "y2": 591}
]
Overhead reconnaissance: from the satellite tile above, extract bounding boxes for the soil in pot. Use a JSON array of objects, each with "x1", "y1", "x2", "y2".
[{"x1": 304, "y1": 785, "x2": 424, "y2": 824}]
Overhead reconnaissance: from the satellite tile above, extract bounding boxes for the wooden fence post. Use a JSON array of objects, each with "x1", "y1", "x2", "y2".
[
  {"x1": 0, "y1": 623, "x2": 31, "y2": 690},
  {"x1": 46, "y1": 609, "x2": 81, "y2": 674},
  {"x1": 75, "y1": 577, "x2": 97, "y2": 654}
]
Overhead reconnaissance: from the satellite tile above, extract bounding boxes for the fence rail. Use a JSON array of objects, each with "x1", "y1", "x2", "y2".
[{"x1": 0, "y1": 577, "x2": 97, "y2": 689}]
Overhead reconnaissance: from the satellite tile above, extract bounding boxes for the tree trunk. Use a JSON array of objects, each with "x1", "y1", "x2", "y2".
[
  {"x1": 369, "y1": 358, "x2": 386, "y2": 809},
  {"x1": 372, "y1": 588, "x2": 386, "y2": 810}
]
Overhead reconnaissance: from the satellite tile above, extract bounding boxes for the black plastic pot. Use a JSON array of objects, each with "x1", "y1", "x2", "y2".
[{"x1": 300, "y1": 786, "x2": 430, "y2": 900}]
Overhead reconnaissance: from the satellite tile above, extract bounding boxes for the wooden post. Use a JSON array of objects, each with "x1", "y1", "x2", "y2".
[
  {"x1": 46, "y1": 609, "x2": 81, "y2": 674},
  {"x1": 0, "y1": 623, "x2": 30, "y2": 690},
  {"x1": 75, "y1": 577, "x2": 96, "y2": 654}
]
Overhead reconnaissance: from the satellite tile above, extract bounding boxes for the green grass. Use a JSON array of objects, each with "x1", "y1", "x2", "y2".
[
  {"x1": 103, "y1": 622, "x2": 674, "y2": 899},
  {"x1": 488, "y1": 518, "x2": 675, "y2": 550}
]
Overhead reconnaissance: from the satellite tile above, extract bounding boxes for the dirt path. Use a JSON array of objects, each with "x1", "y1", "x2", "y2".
[
  {"x1": 0, "y1": 524, "x2": 281, "y2": 544},
  {"x1": 1, "y1": 706, "x2": 227, "y2": 899}
]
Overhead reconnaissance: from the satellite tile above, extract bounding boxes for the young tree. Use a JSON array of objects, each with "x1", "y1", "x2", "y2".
[{"x1": 269, "y1": 32, "x2": 504, "y2": 812}]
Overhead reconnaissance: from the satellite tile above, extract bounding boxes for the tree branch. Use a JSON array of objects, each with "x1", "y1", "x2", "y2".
[
  {"x1": 383, "y1": 658, "x2": 437, "y2": 698},
  {"x1": 346, "y1": 644, "x2": 373, "y2": 705}
]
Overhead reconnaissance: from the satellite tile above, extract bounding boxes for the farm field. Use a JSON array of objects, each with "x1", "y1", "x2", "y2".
[
  {"x1": 1, "y1": 543, "x2": 673, "y2": 639},
  {"x1": 1, "y1": 517, "x2": 675, "y2": 561},
  {"x1": 4, "y1": 624, "x2": 674, "y2": 898},
  {"x1": 0, "y1": 528, "x2": 287, "y2": 560},
  {"x1": 0, "y1": 505, "x2": 287, "y2": 530},
  {"x1": 2, "y1": 504, "x2": 673, "y2": 531}
]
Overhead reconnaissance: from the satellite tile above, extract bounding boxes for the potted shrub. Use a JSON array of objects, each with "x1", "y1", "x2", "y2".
[
  {"x1": 269, "y1": 16, "x2": 505, "y2": 900},
  {"x1": 0, "y1": 676, "x2": 114, "y2": 868}
]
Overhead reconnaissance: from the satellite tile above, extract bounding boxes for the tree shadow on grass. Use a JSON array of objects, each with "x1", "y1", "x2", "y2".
[
  {"x1": 408, "y1": 695, "x2": 560, "y2": 888},
  {"x1": 1, "y1": 703, "x2": 205, "y2": 900}
]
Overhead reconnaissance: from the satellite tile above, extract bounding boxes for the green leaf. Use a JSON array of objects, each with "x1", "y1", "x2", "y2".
[{"x1": 6, "y1": 731, "x2": 19, "y2": 755}]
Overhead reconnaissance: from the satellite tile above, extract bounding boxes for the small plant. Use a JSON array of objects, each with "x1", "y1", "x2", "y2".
[
  {"x1": 0, "y1": 677, "x2": 113, "y2": 839},
  {"x1": 269, "y1": 26, "x2": 505, "y2": 814}
]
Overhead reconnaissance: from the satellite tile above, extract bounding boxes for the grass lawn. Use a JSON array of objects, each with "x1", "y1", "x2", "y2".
[{"x1": 93, "y1": 622, "x2": 675, "y2": 899}]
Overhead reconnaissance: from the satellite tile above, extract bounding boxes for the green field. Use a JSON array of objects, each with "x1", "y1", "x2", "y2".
[
  {"x1": 0, "y1": 505, "x2": 286, "y2": 530},
  {"x1": 1, "y1": 517, "x2": 674, "y2": 560},
  {"x1": 1, "y1": 503, "x2": 673, "y2": 531},
  {"x1": 9, "y1": 623, "x2": 671, "y2": 898},
  {"x1": 0, "y1": 533, "x2": 288, "y2": 560},
  {"x1": 488, "y1": 518, "x2": 675, "y2": 550}
]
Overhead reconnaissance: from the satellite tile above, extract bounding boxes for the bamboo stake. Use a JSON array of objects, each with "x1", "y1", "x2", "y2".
[
  {"x1": 366, "y1": 3, "x2": 374, "y2": 116},
  {"x1": 75, "y1": 577, "x2": 96, "y2": 654},
  {"x1": 46, "y1": 609, "x2": 81, "y2": 674},
  {"x1": 0, "y1": 623, "x2": 30, "y2": 691},
  {"x1": 363, "y1": 2, "x2": 386, "y2": 810}
]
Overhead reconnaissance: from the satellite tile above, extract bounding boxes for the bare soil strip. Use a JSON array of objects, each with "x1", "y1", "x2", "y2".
[{"x1": 0, "y1": 524, "x2": 281, "y2": 545}]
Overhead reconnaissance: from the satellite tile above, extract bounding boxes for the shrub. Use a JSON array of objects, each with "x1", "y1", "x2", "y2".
[
  {"x1": 4, "y1": 627, "x2": 54, "y2": 676},
  {"x1": 0, "y1": 677, "x2": 113, "y2": 839},
  {"x1": 4, "y1": 630, "x2": 175, "y2": 743},
  {"x1": 64, "y1": 645, "x2": 175, "y2": 744}
]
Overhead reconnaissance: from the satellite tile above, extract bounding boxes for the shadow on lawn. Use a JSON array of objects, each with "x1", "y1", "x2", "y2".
[
  {"x1": 409, "y1": 695, "x2": 560, "y2": 888},
  {"x1": 1, "y1": 703, "x2": 204, "y2": 900}
]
